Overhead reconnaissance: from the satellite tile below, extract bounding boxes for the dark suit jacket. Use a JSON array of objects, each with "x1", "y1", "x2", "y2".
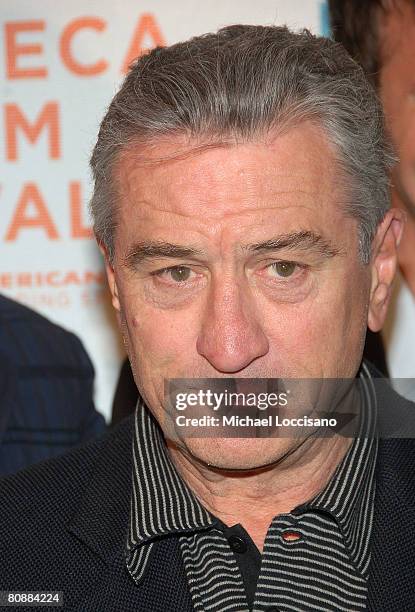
[
  {"x1": 0, "y1": 295, "x2": 106, "y2": 476},
  {"x1": 0, "y1": 381, "x2": 414, "y2": 611}
]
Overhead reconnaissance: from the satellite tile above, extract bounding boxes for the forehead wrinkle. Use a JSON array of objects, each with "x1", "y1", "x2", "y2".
[
  {"x1": 124, "y1": 195, "x2": 322, "y2": 221},
  {"x1": 119, "y1": 145, "x2": 330, "y2": 201},
  {"x1": 116, "y1": 132, "x2": 337, "y2": 223}
]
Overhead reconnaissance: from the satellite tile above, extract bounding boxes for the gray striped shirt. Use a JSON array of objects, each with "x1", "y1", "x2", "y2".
[{"x1": 126, "y1": 364, "x2": 377, "y2": 611}]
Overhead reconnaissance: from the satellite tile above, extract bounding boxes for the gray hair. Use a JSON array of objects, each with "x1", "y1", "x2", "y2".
[{"x1": 90, "y1": 24, "x2": 395, "y2": 264}]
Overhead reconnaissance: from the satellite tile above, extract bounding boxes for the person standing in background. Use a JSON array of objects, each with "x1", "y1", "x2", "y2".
[
  {"x1": 0, "y1": 293, "x2": 106, "y2": 476},
  {"x1": 329, "y1": 0, "x2": 415, "y2": 400}
]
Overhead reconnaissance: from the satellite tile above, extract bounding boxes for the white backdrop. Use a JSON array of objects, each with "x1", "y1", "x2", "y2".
[{"x1": 1, "y1": 1, "x2": 328, "y2": 420}]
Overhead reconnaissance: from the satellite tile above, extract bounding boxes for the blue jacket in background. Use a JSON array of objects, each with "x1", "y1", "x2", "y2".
[{"x1": 0, "y1": 294, "x2": 106, "y2": 476}]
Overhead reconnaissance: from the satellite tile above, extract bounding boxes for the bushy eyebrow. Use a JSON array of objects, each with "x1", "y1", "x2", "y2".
[
  {"x1": 123, "y1": 231, "x2": 342, "y2": 268},
  {"x1": 244, "y1": 231, "x2": 342, "y2": 258},
  {"x1": 124, "y1": 241, "x2": 203, "y2": 268}
]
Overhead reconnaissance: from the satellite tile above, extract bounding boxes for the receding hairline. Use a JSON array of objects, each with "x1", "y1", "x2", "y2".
[{"x1": 90, "y1": 23, "x2": 393, "y2": 266}]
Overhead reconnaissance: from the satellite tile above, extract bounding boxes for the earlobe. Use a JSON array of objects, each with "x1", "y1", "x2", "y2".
[
  {"x1": 98, "y1": 243, "x2": 121, "y2": 313},
  {"x1": 367, "y1": 209, "x2": 405, "y2": 332},
  {"x1": 109, "y1": 273, "x2": 121, "y2": 313},
  {"x1": 368, "y1": 282, "x2": 391, "y2": 332}
]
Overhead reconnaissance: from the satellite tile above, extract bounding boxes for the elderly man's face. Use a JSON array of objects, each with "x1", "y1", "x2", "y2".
[
  {"x1": 379, "y1": 2, "x2": 415, "y2": 215},
  {"x1": 105, "y1": 122, "x2": 386, "y2": 469}
]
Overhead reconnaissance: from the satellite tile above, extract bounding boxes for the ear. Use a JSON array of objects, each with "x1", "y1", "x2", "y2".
[
  {"x1": 99, "y1": 242, "x2": 121, "y2": 313},
  {"x1": 367, "y1": 208, "x2": 405, "y2": 332}
]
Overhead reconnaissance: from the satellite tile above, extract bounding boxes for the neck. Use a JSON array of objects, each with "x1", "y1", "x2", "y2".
[
  {"x1": 167, "y1": 433, "x2": 353, "y2": 552},
  {"x1": 392, "y1": 190, "x2": 415, "y2": 296}
]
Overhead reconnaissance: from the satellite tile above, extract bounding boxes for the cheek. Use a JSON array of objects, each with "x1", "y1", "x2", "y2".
[
  {"x1": 122, "y1": 302, "x2": 195, "y2": 374},
  {"x1": 270, "y1": 273, "x2": 367, "y2": 369}
]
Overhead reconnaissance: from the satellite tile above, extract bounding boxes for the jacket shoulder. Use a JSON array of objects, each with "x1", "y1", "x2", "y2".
[
  {"x1": 0, "y1": 417, "x2": 134, "y2": 605},
  {"x1": 0, "y1": 417, "x2": 134, "y2": 595},
  {"x1": 0, "y1": 416, "x2": 133, "y2": 530}
]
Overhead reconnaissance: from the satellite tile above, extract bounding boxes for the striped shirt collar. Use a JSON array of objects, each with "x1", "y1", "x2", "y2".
[
  {"x1": 126, "y1": 362, "x2": 378, "y2": 583},
  {"x1": 293, "y1": 361, "x2": 378, "y2": 577}
]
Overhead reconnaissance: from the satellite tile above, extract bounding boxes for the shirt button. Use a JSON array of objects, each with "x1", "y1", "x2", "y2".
[
  {"x1": 227, "y1": 535, "x2": 247, "y2": 553},
  {"x1": 281, "y1": 530, "x2": 302, "y2": 542}
]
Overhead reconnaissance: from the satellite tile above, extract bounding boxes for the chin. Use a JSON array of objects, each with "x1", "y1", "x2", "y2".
[{"x1": 179, "y1": 437, "x2": 296, "y2": 472}]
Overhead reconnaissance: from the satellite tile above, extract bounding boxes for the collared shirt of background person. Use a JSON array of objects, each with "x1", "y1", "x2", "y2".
[
  {"x1": 0, "y1": 24, "x2": 414, "y2": 612},
  {"x1": 0, "y1": 294, "x2": 106, "y2": 476},
  {"x1": 330, "y1": 0, "x2": 415, "y2": 402}
]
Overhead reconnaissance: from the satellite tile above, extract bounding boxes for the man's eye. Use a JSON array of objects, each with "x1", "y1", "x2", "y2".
[
  {"x1": 267, "y1": 261, "x2": 298, "y2": 278},
  {"x1": 153, "y1": 266, "x2": 193, "y2": 283}
]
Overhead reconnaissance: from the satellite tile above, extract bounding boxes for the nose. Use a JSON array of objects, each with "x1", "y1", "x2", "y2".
[{"x1": 196, "y1": 276, "x2": 269, "y2": 373}]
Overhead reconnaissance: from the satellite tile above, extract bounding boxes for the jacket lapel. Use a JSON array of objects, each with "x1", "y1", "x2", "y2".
[
  {"x1": 67, "y1": 417, "x2": 134, "y2": 567},
  {"x1": 66, "y1": 416, "x2": 193, "y2": 611}
]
